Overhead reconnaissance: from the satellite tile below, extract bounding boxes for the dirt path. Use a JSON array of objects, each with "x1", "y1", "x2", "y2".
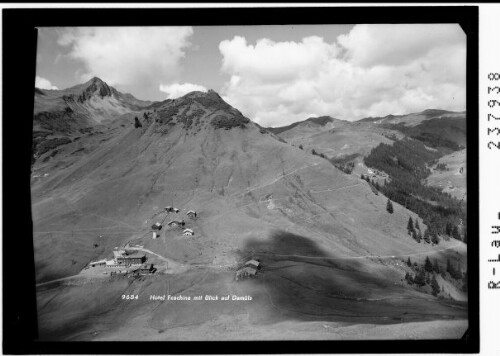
[
  {"x1": 310, "y1": 182, "x2": 361, "y2": 193},
  {"x1": 125, "y1": 246, "x2": 187, "y2": 273},
  {"x1": 36, "y1": 274, "x2": 85, "y2": 287},
  {"x1": 232, "y1": 162, "x2": 320, "y2": 198},
  {"x1": 258, "y1": 242, "x2": 464, "y2": 261}
]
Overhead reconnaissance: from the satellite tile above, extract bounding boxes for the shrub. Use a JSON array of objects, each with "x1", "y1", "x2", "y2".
[{"x1": 210, "y1": 114, "x2": 249, "y2": 130}]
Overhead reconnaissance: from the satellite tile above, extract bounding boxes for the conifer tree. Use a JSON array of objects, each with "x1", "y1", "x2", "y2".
[
  {"x1": 433, "y1": 259, "x2": 440, "y2": 273},
  {"x1": 415, "y1": 219, "x2": 420, "y2": 231},
  {"x1": 431, "y1": 230, "x2": 440, "y2": 245},
  {"x1": 423, "y1": 229, "x2": 431, "y2": 243},
  {"x1": 446, "y1": 222, "x2": 453, "y2": 236},
  {"x1": 407, "y1": 217, "x2": 414, "y2": 235},
  {"x1": 452, "y1": 225, "x2": 461, "y2": 240},
  {"x1": 386, "y1": 199, "x2": 394, "y2": 214},
  {"x1": 412, "y1": 230, "x2": 420, "y2": 243},
  {"x1": 424, "y1": 256, "x2": 433, "y2": 272},
  {"x1": 414, "y1": 269, "x2": 426, "y2": 286},
  {"x1": 407, "y1": 257, "x2": 412, "y2": 267},
  {"x1": 431, "y1": 274, "x2": 440, "y2": 296}
]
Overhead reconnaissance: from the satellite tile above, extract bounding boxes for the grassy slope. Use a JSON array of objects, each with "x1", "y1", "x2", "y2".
[
  {"x1": 426, "y1": 149, "x2": 467, "y2": 201},
  {"x1": 32, "y1": 102, "x2": 468, "y2": 340}
]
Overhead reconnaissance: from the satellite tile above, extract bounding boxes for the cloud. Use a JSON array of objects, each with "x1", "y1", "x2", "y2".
[
  {"x1": 35, "y1": 76, "x2": 58, "y2": 90},
  {"x1": 57, "y1": 27, "x2": 193, "y2": 96},
  {"x1": 159, "y1": 82, "x2": 207, "y2": 99},
  {"x1": 337, "y1": 24, "x2": 465, "y2": 67},
  {"x1": 219, "y1": 24, "x2": 465, "y2": 127}
]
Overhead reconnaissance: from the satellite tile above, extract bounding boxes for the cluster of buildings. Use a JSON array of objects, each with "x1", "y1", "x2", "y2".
[
  {"x1": 88, "y1": 249, "x2": 155, "y2": 275},
  {"x1": 151, "y1": 208, "x2": 198, "y2": 239}
]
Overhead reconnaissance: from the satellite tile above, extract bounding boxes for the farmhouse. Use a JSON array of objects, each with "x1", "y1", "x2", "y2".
[
  {"x1": 235, "y1": 267, "x2": 257, "y2": 280},
  {"x1": 183, "y1": 228, "x2": 194, "y2": 236},
  {"x1": 173, "y1": 208, "x2": 180, "y2": 213},
  {"x1": 186, "y1": 210, "x2": 197, "y2": 218},
  {"x1": 137, "y1": 263, "x2": 156, "y2": 275},
  {"x1": 151, "y1": 222, "x2": 162, "y2": 230},
  {"x1": 168, "y1": 219, "x2": 185, "y2": 228}
]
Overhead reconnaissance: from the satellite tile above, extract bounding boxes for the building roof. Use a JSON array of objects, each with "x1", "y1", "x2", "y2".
[
  {"x1": 105, "y1": 259, "x2": 116, "y2": 266},
  {"x1": 113, "y1": 250, "x2": 124, "y2": 258},
  {"x1": 238, "y1": 267, "x2": 257, "y2": 275},
  {"x1": 186, "y1": 210, "x2": 196, "y2": 215},
  {"x1": 168, "y1": 220, "x2": 184, "y2": 225},
  {"x1": 245, "y1": 259, "x2": 260, "y2": 267},
  {"x1": 183, "y1": 228, "x2": 194, "y2": 233},
  {"x1": 118, "y1": 254, "x2": 145, "y2": 259},
  {"x1": 90, "y1": 259, "x2": 107, "y2": 265}
]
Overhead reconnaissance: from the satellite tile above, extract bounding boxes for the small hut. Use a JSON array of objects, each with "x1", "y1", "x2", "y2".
[
  {"x1": 151, "y1": 222, "x2": 162, "y2": 230},
  {"x1": 235, "y1": 267, "x2": 257, "y2": 280},
  {"x1": 167, "y1": 219, "x2": 185, "y2": 228},
  {"x1": 186, "y1": 210, "x2": 197, "y2": 218},
  {"x1": 183, "y1": 228, "x2": 194, "y2": 236}
]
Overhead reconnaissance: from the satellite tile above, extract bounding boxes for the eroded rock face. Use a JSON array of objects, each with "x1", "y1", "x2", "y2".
[
  {"x1": 153, "y1": 90, "x2": 251, "y2": 131},
  {"x1": 77, "y1": 78, "x2": 113, "y2": 103}
]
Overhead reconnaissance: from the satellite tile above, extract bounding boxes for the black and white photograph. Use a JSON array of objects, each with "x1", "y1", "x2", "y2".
[
  {"x1": 2, "y1": 5, "x2": 487, "y2": 354},
  {"x1": 30, "y1": 22, "x2": 469, "y2": 342}
]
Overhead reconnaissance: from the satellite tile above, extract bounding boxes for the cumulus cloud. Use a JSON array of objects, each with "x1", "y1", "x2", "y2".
[
  {"x1": 337, "y1": 24, "x2": 465, "y2": 67},
  {"x1": 57, "y1": 27, "x2": 193, "y2": 96},
  {"x1": 219, "y1": 24, "x2": 465, "y2": 127},
  {"x1": 35, "y1": 76, "x2": 58, "y2": 90},
  {"x1": 159, "y1": 82, "x2": 207, "y2": 99}
]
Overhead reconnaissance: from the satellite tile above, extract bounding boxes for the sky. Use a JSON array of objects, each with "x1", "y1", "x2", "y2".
[{"x1": 36, "y1": 24, "x2": 466, "y2": 127}]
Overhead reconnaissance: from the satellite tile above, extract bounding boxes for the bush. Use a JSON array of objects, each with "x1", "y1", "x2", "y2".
[{"x1": 431, "y1": 275, "x2": 440, "y2": 296}]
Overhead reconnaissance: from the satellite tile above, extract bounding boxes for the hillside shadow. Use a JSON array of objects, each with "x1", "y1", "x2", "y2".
[{"x1": 238, "y1": 230, "x2": 468, "y2": 326}]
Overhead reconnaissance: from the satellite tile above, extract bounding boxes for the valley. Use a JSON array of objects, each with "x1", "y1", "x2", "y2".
[{"x1": 32, "y1": 78, "x2": 468, "y2": 341}]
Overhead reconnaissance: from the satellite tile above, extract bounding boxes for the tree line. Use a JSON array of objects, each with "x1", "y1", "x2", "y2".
[{"x1": 364, "y1": 138, "x2": 467, "y2": 243}]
